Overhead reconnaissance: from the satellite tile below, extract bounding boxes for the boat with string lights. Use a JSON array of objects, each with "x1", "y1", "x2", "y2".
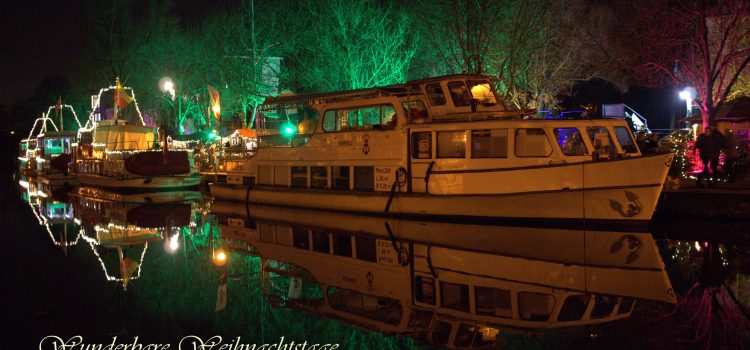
[
  {"x1": 210, "y1": 74, "x2": 674, "y2": 226},
  {"x1": 71, "y1": 79, "x2": 201, "y2": 190},
  {"x1": 211, "y1": 202, "x2": 675, "y2": 349},
  {"x1": 18, "y1": 102, "x2": 83, "y2": 186}
]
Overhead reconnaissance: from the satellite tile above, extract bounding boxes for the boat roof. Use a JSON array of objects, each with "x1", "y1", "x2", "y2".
[{"x1": 262, "y1": 74, "x2": 496, "y2": 106}]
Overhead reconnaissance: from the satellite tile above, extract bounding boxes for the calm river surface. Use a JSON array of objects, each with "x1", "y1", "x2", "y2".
[{"x1": 2, "y1": 171, "x2": 748, "y2": 350}]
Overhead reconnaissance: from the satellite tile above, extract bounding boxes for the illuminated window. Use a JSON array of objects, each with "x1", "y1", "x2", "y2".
[
  {"x1": 411, "y1": 132, "x2": 432, "y2": 159},
  {"x1": 467, "y1": 80, "x2": 498, "y2": 106},
  {"x1": 554, "y1": 128, "x2": 588, "y2": 156},
  {"x1": 437, "y1": 131, "x2": 467, "y2": 158}
]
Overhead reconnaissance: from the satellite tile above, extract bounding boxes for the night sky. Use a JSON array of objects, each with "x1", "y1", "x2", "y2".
[{"x1": 0, "y1": 0, "x2": 680, "y2": 130}]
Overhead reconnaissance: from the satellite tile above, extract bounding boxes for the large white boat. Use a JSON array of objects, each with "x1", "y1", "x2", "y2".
[
  {"x1": 72, "y1": 81, "x2": 200, "y2": 190},
  {"x1": 210, "y1": 74, "x2": 673, "y2": 226},
  {"x1": 211, "y1": 202, "x2": 675, "y2": 349}
]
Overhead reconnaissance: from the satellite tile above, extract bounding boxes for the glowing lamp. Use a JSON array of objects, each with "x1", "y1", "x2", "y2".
[
  {"x1": 281, "y1": 122, "x2": 297, "y2": 138},
  {"x1": 166, "y1": 234, "x2": 179, "y2": 253},
  {"x1": 160, "y1": 77, "x2": 176, "y2": 100},
  {"x1": 212, "y1": 104, "x2": 221, "y2": 114},
  {"x1": 214, "y1": 249, "x2": 227, "y2": 266}
]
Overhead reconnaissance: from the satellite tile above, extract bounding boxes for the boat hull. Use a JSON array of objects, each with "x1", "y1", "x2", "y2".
[{"x1": 76, "y1": 173, "x2": 200, "y2": 190}]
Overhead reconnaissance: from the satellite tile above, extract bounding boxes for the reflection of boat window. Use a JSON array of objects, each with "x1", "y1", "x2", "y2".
[
  {"x1": 440, "y1": 281, "x2": 470, "y2": 312},
  {"x1": 475, "y1": 286, "x2": 512, "y2": 318},
  {"x1": 312, "y1": 229, "x2": 330, "y2": 253},
  {"x1": 518, "y1": 292, "x2": 555, "y2": 321},
  {"x1": 415, "y1": 276, "x2": 436, "y2": 305},
  {"x1": 327, "y1": 287, "x2": 403, "y2": 325},
  {"x1": 617, "y1": 297, "x2": 635, "y2": 315},
  {"x1": 268, "y1": 272, "x2": 324, "y2": 306},
  {"x1": 455, "y1": 323, "x2": 477, "y2": 347},
  {"x1": 332, "y1": 233, "x2": 352, "y2": 257},
  {"x1": 292, "y1": 227, "x2": 310, "y2": 250},
  {"x1": 591, "y1": 295, "x2": 616, "y2": 319},
  {"x1": 558, "y1": 295, "x2": 591, "y2": 321},
  {"x1": 355, "y1": 236, "x2": 377, "y2": 262},
  {"x1": 407, "y1": 309, "x2": 433, "y2": 328},
  {"x1": 431, "y1": 321, "x2": 452, "y2": 346}
]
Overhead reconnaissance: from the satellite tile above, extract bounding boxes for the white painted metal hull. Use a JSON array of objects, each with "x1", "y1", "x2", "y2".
[{"x1": 76, "y1": 173, "x2": 201, "y2": 190}]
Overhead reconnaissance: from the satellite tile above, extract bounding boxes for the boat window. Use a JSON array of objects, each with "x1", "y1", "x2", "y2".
[
  {"x1": 472, "y1": 129, "x2": 508, "y2": 158},
  {"x1": 310, "y1": 166, "x2": 327, "y2": 188},
  {"x1": 441, "y1": 282, "x2": 470, "y2": 312},
  {"x1": 515, "y1": 128, "x2": 553, "y2": 157},
  {"x1": 448, "y1": 81, "x2": 471, "y2": 107},
  {"x1": 437, "y1": 131, "x2": 467, "y2": 158},
  {"x1": 354, "y1": 236, "x2": 377, "y2": 262},
  {"x1": 323, "y1": 111, "x2": 336, "y2": 132},
  {"x1": 354, "y1": 166, "x2": 374, "y2": 191},
  {"x1": 426, "y1": 83, "x2": 446, "y2": 106},
  {"x1": 475, "y1": 286, "x2": 512, "y2": 318},
  {"x1": 258, "y1": 166, "x2": 273, "y2": 185},
  {"x1": 590, "y1": 295, "x2": 616, "y2": 318},
  {"x1": 327, "y1": 288, "x2": 403, "y2": 325},
  {"x1": 292, "y1": 227, "x2": 310, "y2": 250},
  {"x1": 258, "y1": 105, "x2": 318, "y2": 145},
  {"x1": 558, "y1": 295, "x2": 590, "y2": 321},
  {"x1": 291, "y1": 166, "x2": 307, "y2": 188},
  {"x1": 45, "y1": 139, "x2": 66, "y2": 155},
  {"x1": 614, "y1": 127, "x2": 639, "y2": 153},
  {"x1": 554, "y1": 128, "x2": 588, "y2": 156},
  {"x1": 587, "y1": 127, "x2": 616, "y2": 159},
  {"x1": 468, "y1": 80, "x2": 498, "y2": 106},
  {"x1": 518, "y1": 292, "x2": 555, "y2": 321},
  {"x1": 382, "y1": 105, "x2": 397, "y2": 128},
  {"x1": 455, "y1": 324, "x2": 477, "y2": 347},
  {"x1": 431, "y1": 321, "x2": 452, "y2": 346},
  {"x1": 332, "y1": 232, "x2": 353, "y2": 257},
  {"x1": 332, "y1": 166, "x2": 350, "y2": 190},
  {"x1": 617, "y1": 297, "x2": 635, "y2": 314},
  {"x1": 322, "y1": 104, "x2": 397, "y2": 132},
  {"x1": 415, "y1": 276, "x2": 436, "y2": 305},
  {"x1": 411, "y1": 132, "x2": 432, "y2": 159},
  {"x1": 311, "y1": 229, "x2": 330, "y2": 253},
  {"x1": 403, "y1": 100, "x2": 429, "y2": 121}
]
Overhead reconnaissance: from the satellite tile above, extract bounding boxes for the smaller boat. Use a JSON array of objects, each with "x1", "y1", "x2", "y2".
[
  {"x1": 72, "y1": 80, "x2": 200, "y2": 189},
  {"x1": 19, "y1": 103, "x2": 81, "y2": 187}
]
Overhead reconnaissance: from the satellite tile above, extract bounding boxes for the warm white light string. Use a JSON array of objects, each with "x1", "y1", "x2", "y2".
[
  {"x1": 41, "y1": 104, "x2": 83, "y2": 131},
  {"x1": 86, "y1": 85, "x2": 146, "y2": 128},
  {"x1": 82, "y1": 233, "x2": 149, "y2": 284},
  {"x1": 25, "y1": 199, "x2": 81, "y2": 247}
]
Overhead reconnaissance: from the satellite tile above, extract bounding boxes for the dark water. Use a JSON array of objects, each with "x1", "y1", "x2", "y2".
[{"x1": 2, "y1": 170, "x2": 749, "y2": 350}]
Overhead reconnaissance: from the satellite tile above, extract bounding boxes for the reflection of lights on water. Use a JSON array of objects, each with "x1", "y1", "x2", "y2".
[
  {"x1": 19, "y1": 180, "x2": 29, "y2": 188},
  {"x1": 695, "y1": 241, "x2": 701, "y2": 251},
  {"x1": 166, "y1": 234, "x2": 180, "y2": 253}
]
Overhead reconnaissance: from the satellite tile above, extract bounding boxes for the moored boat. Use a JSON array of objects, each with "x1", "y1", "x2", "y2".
[
  {"x1": 72, "y1": 80, "x2": 200, "y2": 190},
  {"x1": 210, "y1": 74, "x2": 673, "y2": 226}
]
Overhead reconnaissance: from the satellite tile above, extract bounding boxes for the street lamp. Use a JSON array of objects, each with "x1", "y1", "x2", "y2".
[
  {"x1": 160, "y1": 77, "x2": 176, "y2": 100},
  {"x1": 679, "y1": 87, "x2": 695, "y2": 118}
]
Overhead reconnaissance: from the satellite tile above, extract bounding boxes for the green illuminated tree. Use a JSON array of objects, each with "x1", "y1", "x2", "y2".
[{"x1": 282, "y1": 0, "x2": 417, "y2": 92}]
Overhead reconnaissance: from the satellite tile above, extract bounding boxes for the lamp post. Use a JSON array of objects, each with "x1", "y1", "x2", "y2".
[
  {"x1": 159, "y1": 77, "x2": 176, "y2": 162},
  {"x1": 679, "y1": 87, "x2": 695, "y2": 119}
]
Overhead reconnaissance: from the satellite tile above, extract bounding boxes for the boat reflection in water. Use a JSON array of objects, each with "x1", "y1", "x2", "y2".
[
  {"x1": 68, "y1": 185, "x2": 201, "y2": 289},
  {"x1": 212, "y1": 201, "x2": 676, "y2": 349},
  {"x1": 21, "y1": 176, "x2": 81, "y2": 254}
]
